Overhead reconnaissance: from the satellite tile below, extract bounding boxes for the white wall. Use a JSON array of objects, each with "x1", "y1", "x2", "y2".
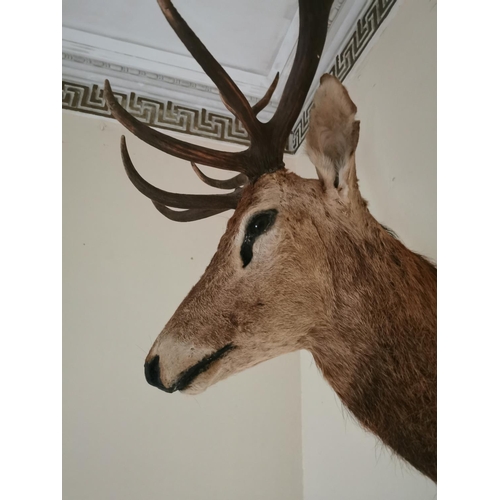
[
  {"x1": 294, "y1": 0, "x2": 437, "y2": 498},
  {"x1": 62, "y1": 112, "x2": 303, "y2": 500}
]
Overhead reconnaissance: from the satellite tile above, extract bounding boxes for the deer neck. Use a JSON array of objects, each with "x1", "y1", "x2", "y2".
[{"x1": 307, "y1": 207, "x2": 437, "y2": 481}]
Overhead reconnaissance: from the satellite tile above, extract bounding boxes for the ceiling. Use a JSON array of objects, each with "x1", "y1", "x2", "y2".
[
  {"x1": 62, "y1": 0, "x2": 399, "y2": 151},
  {"x1": 63, "y1": 0, "x2": 298, "y2": 76}
]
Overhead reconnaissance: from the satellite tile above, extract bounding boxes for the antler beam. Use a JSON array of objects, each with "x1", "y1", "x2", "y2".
[
  {"x1": 268, "y1": 0, "x2": 335, "y2": 151},
  {"x1": 104, "y1": 81, "x2": 249, "y2": 173}
]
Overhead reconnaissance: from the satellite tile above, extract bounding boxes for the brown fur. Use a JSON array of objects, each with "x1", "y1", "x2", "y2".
[{"x1": 146, "y1": 75, "x2": 437, "y2": 482}]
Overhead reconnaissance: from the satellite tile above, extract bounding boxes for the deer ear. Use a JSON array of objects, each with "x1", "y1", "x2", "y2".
[{"x1": 306, "y1": 75, "x2": 359, "y2": 192}]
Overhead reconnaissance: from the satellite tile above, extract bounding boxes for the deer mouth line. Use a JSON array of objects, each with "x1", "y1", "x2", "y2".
[{"x1": 165, "y1": 343, "x2": 235, "y2": 393}]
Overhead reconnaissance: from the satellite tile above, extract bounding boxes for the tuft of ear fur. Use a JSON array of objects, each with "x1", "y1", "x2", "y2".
[{"x1": 306, "y1": 74, "x2": 360, "y2": 198}]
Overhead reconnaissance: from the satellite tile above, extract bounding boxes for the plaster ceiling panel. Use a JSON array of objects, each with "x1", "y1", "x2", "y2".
[{"x1": 62, "y1": 0, "x2": 297, "y2": 76}]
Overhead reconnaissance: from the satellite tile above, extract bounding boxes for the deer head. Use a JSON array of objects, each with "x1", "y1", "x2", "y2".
[
  {"x1": 105, "y1": 0, "x2": 339, "y2": 394},
  {"x1": 105, "y1": 0, "x2": 429, "y2": 395}
]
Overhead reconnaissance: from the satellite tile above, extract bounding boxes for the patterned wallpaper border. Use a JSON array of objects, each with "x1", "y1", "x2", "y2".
[{"x1": 62, "y1": 82, "x2": 251, "y2": 147}]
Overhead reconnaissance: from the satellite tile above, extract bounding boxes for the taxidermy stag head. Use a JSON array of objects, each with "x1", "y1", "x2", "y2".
[{"x1": 104, "y1": 0, "x2": 437, "y2": 483}]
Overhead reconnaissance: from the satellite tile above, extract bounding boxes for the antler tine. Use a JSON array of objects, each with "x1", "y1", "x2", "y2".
[
  {"x1": 220, "y1": 72, "x2": 279, "y2": 118},
  {"x1": 191, "y1": 163, "x2": 248, "y2": 190},
  {"x1": 104, "y1": 81, "x2": 249, "y2": 173},
  {"x1": 252, "y1": 72, "x2": 279, "y2": 116},
  {"x1": 157, "y1": 0, "x2": 261, "y2": 140},
  {"x1": 269, "y1": 0, "x2": 334, "y2": 150},
  {"x1": 152, "y1": 203, "x2": 229, "y2": 222},
  {"x1": 120, "y1": 136, "x2": 242, "y2": 210}
]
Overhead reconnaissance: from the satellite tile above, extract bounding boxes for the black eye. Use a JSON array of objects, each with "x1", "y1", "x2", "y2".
[{"x1": 240, "y1": 210, "x2": 277, "y2": 268}]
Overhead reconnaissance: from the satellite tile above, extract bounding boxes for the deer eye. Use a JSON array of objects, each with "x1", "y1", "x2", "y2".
[{"x1": 240, "y1": 210, "x2": 277, "y2": 268}]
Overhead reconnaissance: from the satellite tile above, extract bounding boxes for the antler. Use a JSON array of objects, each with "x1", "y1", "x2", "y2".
[
  {"x1": 190, "y1": 163, "x2": 248, "y2": 190},
  {"x1": 104, "y1": 0, "x2": 334, "y2": 222}
]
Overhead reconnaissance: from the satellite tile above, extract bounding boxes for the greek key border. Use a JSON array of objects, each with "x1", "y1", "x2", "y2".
[
  {"x1": 62, "y1": 0, "x2": 398, "y2": 154},
  {"x1": 62, "y1": 81, "x2": 251, "y2": 147}
]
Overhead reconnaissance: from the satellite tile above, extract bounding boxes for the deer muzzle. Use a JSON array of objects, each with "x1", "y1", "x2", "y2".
[{"x1": 144, "y1": 342, "x2": 235, "y2": 394}]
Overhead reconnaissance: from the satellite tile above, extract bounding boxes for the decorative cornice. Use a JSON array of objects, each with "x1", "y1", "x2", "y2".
[
  {"x1": 328, "y1": 0, "x2": 349, "y2": 27},
  {"x1": 62, "y1": 52, "x2": 264, "y2": 106},
  {"x1": 62, "y1": 81, "x2": 252, "y2": 147},
  {"x1": 63, "y1": 0, "x2": 399, "y2": 154}
]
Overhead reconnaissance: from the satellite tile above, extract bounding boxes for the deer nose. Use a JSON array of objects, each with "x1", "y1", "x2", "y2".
[
  {"x1": 144, "y1": 355, "x2": 175, "y2": 392},
  {"x1": 144, "y1": 355, "x2": 161, "y2": 387}
]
